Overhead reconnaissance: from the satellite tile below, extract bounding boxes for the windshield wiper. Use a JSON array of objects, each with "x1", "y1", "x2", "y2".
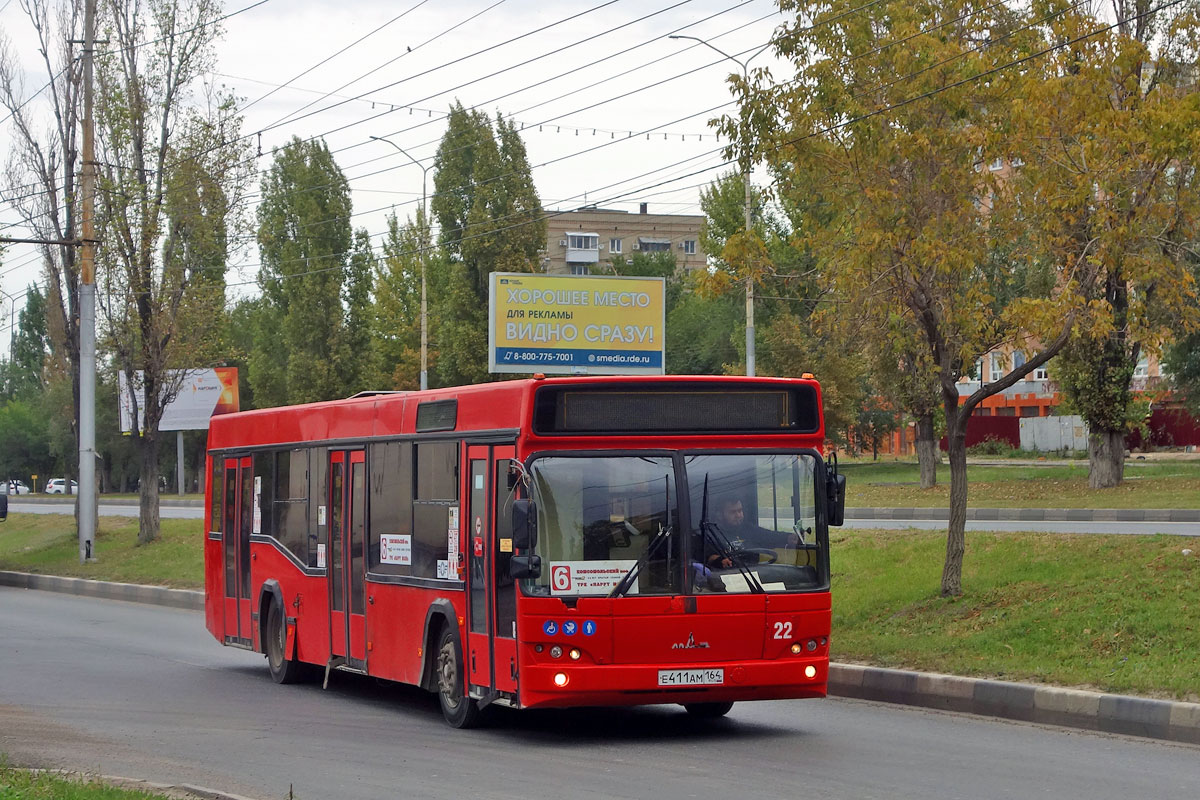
[
  {"x1": 700, "y1": 520, "x2": 764, "y2": 594},
  {"x1": 609, "y1": 523, "x2": 673, "y2": 598}
]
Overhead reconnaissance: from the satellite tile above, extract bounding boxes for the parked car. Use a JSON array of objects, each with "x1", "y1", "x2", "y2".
[
  {"x1": 45, "y1": 478, "x2": 78, "y2": 494},
  {"x1": 4, "y1": 479, "x2": 31, "y2": 495}
]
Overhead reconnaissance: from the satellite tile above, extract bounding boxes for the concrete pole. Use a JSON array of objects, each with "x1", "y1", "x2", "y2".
[
  {"x1": 78, "y1": 0, "x2": 98, "y2": 563},
  {"x1": 370, "y1": 136, "x2": 430, "y2": 390},
  {"x1": 177, "y1": 430, "x2": 185, "y2": 496}
]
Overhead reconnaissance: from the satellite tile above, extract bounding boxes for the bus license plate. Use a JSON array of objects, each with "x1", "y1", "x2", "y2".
[{"x1": 657, "y1": 668, "x2": 724, "y2": 687}]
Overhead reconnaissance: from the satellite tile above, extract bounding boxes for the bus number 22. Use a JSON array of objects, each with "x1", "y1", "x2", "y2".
[{"x1": 772, "y1": 621, "x2": 793, "y2": 639}]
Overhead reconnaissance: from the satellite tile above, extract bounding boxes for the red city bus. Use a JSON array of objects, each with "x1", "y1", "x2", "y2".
[{"x1": 204, "y1": 375, "x2": 846, "y2": 727}]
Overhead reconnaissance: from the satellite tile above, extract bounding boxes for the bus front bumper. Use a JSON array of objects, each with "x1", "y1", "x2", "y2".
[{"x1": 518, "y1": 657, "x2": 828, "y2": 710}]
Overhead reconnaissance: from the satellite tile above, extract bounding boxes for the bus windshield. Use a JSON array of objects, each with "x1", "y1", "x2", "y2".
[
  {"x1": 524, "y1": 452, "x2": 825, "y2": 597},
  {"x1": 686, "y1": 453, "x2": 823, "y2": 594}
]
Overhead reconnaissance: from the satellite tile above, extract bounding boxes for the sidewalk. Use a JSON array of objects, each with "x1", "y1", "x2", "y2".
[
  {"x1": 848, "y1": 507, "x2": 1200, "y2": 522},
  {"x1": 2, "y1": 569, "x2": 1197, "y2": 746}
]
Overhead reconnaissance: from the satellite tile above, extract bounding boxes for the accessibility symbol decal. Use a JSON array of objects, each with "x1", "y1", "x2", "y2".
[
  {"x1": 543, "y1": 620, "x2": 558, "y2": 636},
  {"x1": 582, "y1": 620, "x2": 597, "y2": 636},
  {"x1": 563, "y1": 620, "x2": 577, "y2": 636}
]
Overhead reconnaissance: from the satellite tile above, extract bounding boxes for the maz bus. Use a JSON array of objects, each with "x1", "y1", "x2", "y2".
[{"x1": 203, "y1": 375, "x2": 845, "y2": 727}]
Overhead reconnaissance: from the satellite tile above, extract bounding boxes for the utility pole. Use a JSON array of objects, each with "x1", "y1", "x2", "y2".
[
  {"x1": 669, "y1": 35, "x2": 773, "y2": 377},
  {"x1": 371, "y1": 135, "x2": 430, "y2": 391},
  {"x1": 78, "y1": 0, "x2": 98, "y2": 562}
]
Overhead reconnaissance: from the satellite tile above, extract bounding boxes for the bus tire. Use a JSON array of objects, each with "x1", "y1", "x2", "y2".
[
  {"x1": 683, "y1": 701, "x2": 734, "y2": 718},
  {"x1": 265, "y1": 600, "x2": 304, "y2": 685},
  {"x1": 435, "y1": 625, "x2": 480, "y2": 729}
]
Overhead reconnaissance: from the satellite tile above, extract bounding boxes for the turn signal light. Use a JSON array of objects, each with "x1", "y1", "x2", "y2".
[
  {"x1": 804, "y1": 665, "x2": 817, "y2": 679},
  {"x1": 790, "y1": 643, "x2": 803, "y2": 655},
  {"x1": 553, "y1": 672, "x2": 569, "y2": 687},
  {"x1": 569, "y1": 648, "x2": 581, "y2": 661}
]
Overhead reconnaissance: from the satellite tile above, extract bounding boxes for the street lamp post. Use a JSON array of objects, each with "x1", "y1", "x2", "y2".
[
  {"x1": 669, "y1": 35, "x2": 773, "y2": 377},
  {"x1": 371, "y1": 135, "x2": 430, "y2": 392}
]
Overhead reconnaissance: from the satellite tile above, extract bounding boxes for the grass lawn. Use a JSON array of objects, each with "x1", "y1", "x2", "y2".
[
  {"x1": 0, "y1": 767, "x2": 173, "y2": 800},
  {"x1": 3, "y1": 513, "x2": 1197, "y2": 700},
  {"x1": 0, "y1": 514, "x2": 202, "y2": 588},
  {"x1": 832, "y1": 528, "x2": 1200, "y2": 700},
  {"x1": 840, "y1": 458, "x2": 1200, "y2": 508}
]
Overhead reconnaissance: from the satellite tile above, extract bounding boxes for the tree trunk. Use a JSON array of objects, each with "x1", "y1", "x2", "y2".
[
  {"x1": 1088, "y1": 428, "x2": 1125, "y2": 489},
  {"x1": 138, "y1": 432, "x2": 161, "y2": 544},
  {"x1": 941, "y1": 406, "x2": 968, "y2": 597},
  {"x1": 916, "y1": 412, "x2": 938, "y2": 489}
]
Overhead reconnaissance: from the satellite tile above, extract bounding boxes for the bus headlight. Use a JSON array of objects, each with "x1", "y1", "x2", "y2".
[
  {"x1": 549, "y1": 645, "x2": 563, "y2": 659},
  {"x1": 553, "y1": 672, "x2": 569, "y2": 687},
  {"x1": 569, "y1": 648, "x2": 581, "y2": 661},
  {"x1": 804, "y1": 665, "x2": 817, "y2": 679},
  {"x1": 790, "y1": 643, "x2": 803, "y2": 655}
]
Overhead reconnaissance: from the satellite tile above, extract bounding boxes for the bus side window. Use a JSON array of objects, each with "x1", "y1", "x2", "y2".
[{"x1": 495, "y1": 461, "x2": 518, "y2": 637}]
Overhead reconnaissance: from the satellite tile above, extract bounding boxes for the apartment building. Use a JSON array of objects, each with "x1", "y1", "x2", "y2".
[{"x1": 541, "y1": 204, "x2": 707, "y2": 275}]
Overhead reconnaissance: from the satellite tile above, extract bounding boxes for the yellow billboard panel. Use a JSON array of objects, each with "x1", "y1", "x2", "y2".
[{"x1": 488, "y1": 273, "x2": 665, "y2": 375}]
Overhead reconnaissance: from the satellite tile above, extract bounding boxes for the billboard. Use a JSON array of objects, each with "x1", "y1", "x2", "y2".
[
  {"x1": 488, "y1": 273, "x2": 665, "y2": 375},
  {"x1": 119, "y1": 367, "x2": 240, "y2": 432}
]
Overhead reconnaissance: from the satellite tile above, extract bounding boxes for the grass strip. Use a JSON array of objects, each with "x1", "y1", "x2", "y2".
[
  {"x1": 840, "y1": 459, "x2": 1200, "y2": 508},
  {"x1": 832, "y1": 528, "x2": 1200, "y2": 701},
  {"x1": 0, "y1": 766, "x2": 173, "y2": 799}
]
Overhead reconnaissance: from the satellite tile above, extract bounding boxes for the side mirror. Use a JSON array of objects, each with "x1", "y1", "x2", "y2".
[
  {"x1": 509, "y1": 554, "x2": 542, "y2": 580},
  {"x1": 0, "y1": 493, "x2": 7, "y2": 522},
  {"x1": 827, "y1": 472, "x2": 846, "y2": 527},
  {"x1": 512, "y1": 498, "x2": 537, "y2": 550}
]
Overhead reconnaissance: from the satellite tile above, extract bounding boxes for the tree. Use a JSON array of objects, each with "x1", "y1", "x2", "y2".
[
  {"x1": 95, "y1": 0, "x2": 251, "y2": 543},
  {"x1": 253, "y1": 136, "x2": 355, "y2": 406},
  {"x1": 1018, "y1": 1, "x2": 1200, "y2": 487},
  {"x1": 733, "y1": 0, "x2": 1095, "y2": 596},
  {"x1": 2, "y1": 284, "x2": 50, "y2": 401},
  {"x1": 1165, "y1": 333, "x2": 1200, "y2": 414},
  {"x1": 431, "y1": 103, "x2": 544, "y2": 385},
  {"x1": 0, "y1": 0, "x2": 85, "y2": 492},
  {"x1": 371, "y1": 210, "x2": 430, "y2": 389}
]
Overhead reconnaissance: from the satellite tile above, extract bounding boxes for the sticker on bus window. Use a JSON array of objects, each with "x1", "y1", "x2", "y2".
[
  {"x1": 316, "y1": 543, "x2": 326, "y2": 569},
  {"x1": 436, "y1": 559, "x2": 450, "y2": 579},
  {"x1": 549, "y1": 560, "x2": 638, "y2": 596},
  {"x1": 318, "y1": 505, "x2": 327, "y2": 527},
  {"x1": 381, "y1": 534, "x2": 412, "y2": 565},
  {"x1": 253, "y1": 476, "x2": 262, "y2": 534}
]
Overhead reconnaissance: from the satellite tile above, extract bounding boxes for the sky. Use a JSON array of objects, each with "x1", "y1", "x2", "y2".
[{"x1": 0, "y1": 0, "x2": 793, "y2": 333}]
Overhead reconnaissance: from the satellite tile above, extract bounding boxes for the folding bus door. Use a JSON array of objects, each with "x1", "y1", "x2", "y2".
[
  {"x1": 466, "y1": 446, "x2": 493, "y2": 693},
  {"x1": 222, "y1": 456, "x2": 253, "y2": 645},
  {"x1": 329, "y1": 450, "x2": 367, "y2": 667},
  {"x1": 491, "y1": 447, "x2": 518, "y2": 694}
]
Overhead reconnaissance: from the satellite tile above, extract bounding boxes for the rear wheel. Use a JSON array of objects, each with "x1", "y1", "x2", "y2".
[
  {"x1": 436, "y1": 626, "x2": 481, "y2": 728},
  {"x1": 683, "y1": 701, "x2": 734, "y2": 718},
  {"x1": 265, "y1": 600, "x2": 304, "y2": 684}
]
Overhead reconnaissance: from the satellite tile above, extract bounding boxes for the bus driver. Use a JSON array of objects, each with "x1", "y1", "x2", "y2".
[{"x1": 705, "y1": 497, "x2": 800, "y2": 570}]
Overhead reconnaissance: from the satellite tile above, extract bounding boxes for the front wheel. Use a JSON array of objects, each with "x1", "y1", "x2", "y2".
[
  {"x1": 436, "y1": 626, "x2": 481, "y2": 728},
  {"x1": 683, "y1": 701, "x2": 734, "y2": 718},
  {"x1": 265, "y1": 600, "x2": 305, "y2": 684}
]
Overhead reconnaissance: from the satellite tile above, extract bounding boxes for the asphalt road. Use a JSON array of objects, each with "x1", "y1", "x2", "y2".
[
  {"x1": 11, "y1": 500, "x2": 1199, "y2": 534},
  {"x1": 1, "y1": 588, "x2": 1196, "y2": 800}
]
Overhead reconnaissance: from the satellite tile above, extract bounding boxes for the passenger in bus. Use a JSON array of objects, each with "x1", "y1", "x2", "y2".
[{"x1": 704, "y1": 497, "x2": 800, "y2": 569}]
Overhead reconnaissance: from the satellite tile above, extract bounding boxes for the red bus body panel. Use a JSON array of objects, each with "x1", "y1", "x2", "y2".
[{"x1": 204, "y1": 376, "x2": 831, "y2": 711}]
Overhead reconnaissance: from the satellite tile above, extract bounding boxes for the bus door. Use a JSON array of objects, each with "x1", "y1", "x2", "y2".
[
  {"x1": 328, "y1": 450, "x2": 367, "y2": 667},
  {"x1": 466, "y1": 446, "x2": 493, "y2": 693},
  {"x1": 222, "y1": 456, "x2": 253, "y2": 645},
  {"x1": 492, "y1": 447, "x2": 518, "y2": 694}
]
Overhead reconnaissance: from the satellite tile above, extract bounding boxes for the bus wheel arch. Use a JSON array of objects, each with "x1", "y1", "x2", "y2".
[
  {"x1": 258, "y1": 580, "x2": 285, "y2": 655},
  {"x1": 260, "y1": 580, "x2": 304, "y2": 684}
]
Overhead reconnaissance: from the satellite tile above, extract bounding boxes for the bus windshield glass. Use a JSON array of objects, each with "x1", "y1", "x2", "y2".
[
  {"x1": 686, "y1": 453, "x2": 824, "y2": 594},
  {"x1": 526, "y1": 456, "x2": 680, "y2": 597}
]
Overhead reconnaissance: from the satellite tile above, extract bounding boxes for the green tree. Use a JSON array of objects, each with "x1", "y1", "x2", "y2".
[
  {"x1": 431, "y1": 103, "x2": 544, "y2": 385},
  {"x1": 95, "y1": 0, "x2": 251, "y2": 543},
  {"x1": 2, "y1": 284, "x2": 50, "y2": 402},
  {"x1": 1018, "y1": 1, "x2": 1200, "y2": 487},
  {"x1": 370, "y1": 211, "x2": 428, "y2": 389},
  {"x1": 254, "y1": 137, "x2": 354, "y2": 405},
  {"x1": 1165, "y1": 333, "x2": 1200, "y2": 415}
]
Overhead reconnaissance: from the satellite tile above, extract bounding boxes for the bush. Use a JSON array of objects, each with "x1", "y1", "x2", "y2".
[{"x1": 967, "y1": 437, "x2": 1015, "y2": 456}]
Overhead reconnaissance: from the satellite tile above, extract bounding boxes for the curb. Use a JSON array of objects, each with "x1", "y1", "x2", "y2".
[
  {"x1": 4, "y1": 571, "x2": 1198, "y2": 746},
  {"x1": 8, "y1": 496, "x2": 204, "y2": 507},
  {"x1": 829, "y1": 663, "x2": 1200, "y2": 746},
  {"x1": 847, "y1": 507, "x2": 1200, "y2": 523},
  {"x1": 26, "y1": 769, "x2": 261, "y2": 800},
  {"x1": 0, "y1": 571, "x2": 203, "y2": 610}
]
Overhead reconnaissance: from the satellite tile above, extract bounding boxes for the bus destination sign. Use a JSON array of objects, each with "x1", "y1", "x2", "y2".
[{"x1": 488, "y1": 273, "x2": 665, "y2": 375}]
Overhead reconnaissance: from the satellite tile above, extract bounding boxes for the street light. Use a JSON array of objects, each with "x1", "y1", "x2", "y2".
[
  {"x1": 371, "y1": 135, "x2": 430, "y2": 392},
  {"x1": 669, "y1": 35, "x2": 773, "y2": 377}
]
